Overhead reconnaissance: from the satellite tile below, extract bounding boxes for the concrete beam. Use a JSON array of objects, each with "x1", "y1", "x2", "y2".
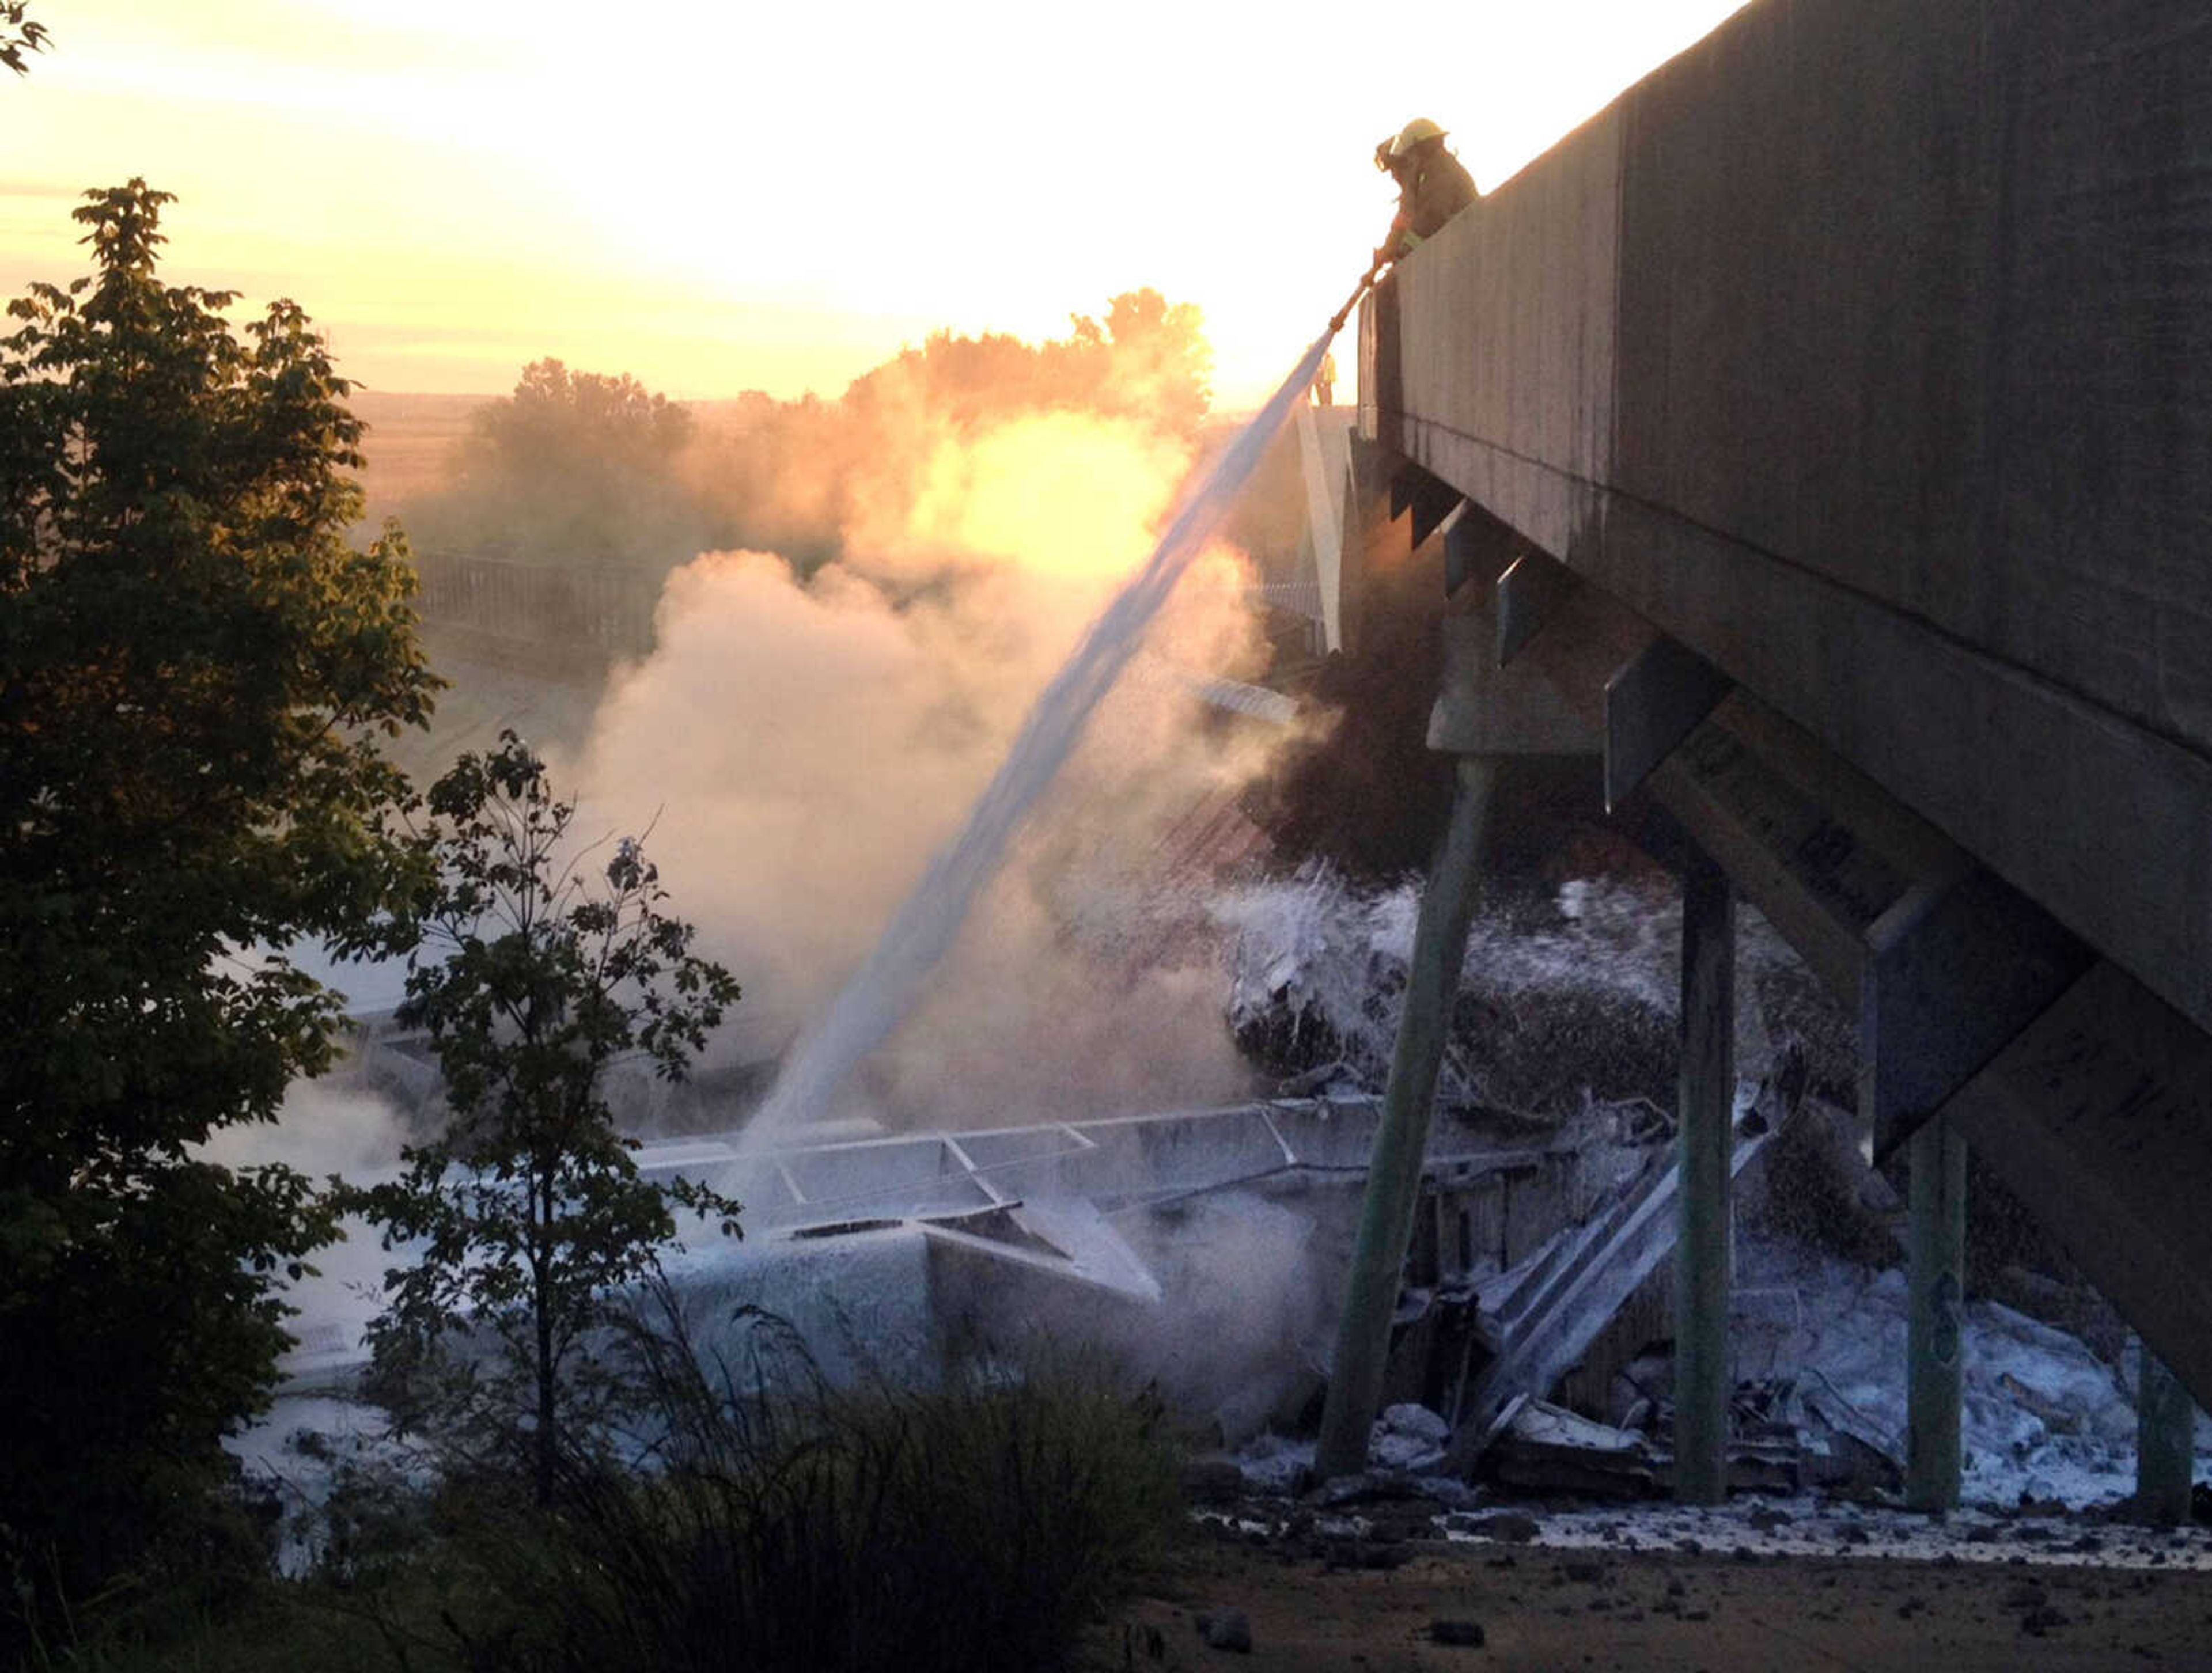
[
  {"x1": 1442, "y1": 511, "x2": 1475, "y2": 597},
  {"x1": 1389, "y1": 464, "x2": 1463, "y2": 553},
  {"x1": 2136, "y1": 1345, "x2": 2197, "y2": 1527},
  {"x1": 1316, "y1": 757, "x2": 1497, "y2": 1480},
  {"x1": 1429, "y1": 575, "x2": 1650, "y2": 758},
  {"x1": 1906, "y1": 1116, "x2": 1967, "y2": 1512},
  {"x1": 1495, "y1": 549, "x2": 1579, "y2": 668},
  {"x1": 1604, "y1": 636, "x2": 1730, "y2": 813},
  {"x1": 1860, "y1": 871, "x2": 2092, "y2": 1159},
  {"x1": 1943, "y1": 960, "x2": 2212, "y2": 1415},
  {"x1": 1293, "y1": 403, "x2": 1357, "y2": 655},
  {"x1": 1673, "y1": 847, "x2": 1734, "y2": 1506},
  {"x1": 1648, "y1": 695, "x2": 1937, "y2": 1004},
  {"x1": 1429, "y1": 618, "x2": 1597, "y2": 758},
  {"x1": 1644, "y1": 692, "x2": 2092, "y2": 1158},
  {"x1": 1443, "y1": 506, "x2": 1497, "y2": 599},
  {"x1": 1412, "y1": 490, "x2": 1464, "y2": 555}
]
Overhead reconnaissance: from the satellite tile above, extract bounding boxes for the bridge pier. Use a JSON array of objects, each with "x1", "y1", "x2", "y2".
[
  {"x1": 2136, "y1": 1345, "x2": 2197, "y2": 1526},
  {"x1": 1673, "y1": 846, "x2": 1734, "y2": 1505},
  {"x1": 1315, "y1": 754, "x2": 1497, "y2": 1481},
  {"x1": 1352, "y1": 0, "x2": 2212, "y2": 1466},
  {"x1": 1906, "y1": 1116, "x2": 1968, "y2": 1512}
]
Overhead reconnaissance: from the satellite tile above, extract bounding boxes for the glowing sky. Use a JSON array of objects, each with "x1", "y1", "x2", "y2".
[{"x1": 2, "y1": 0, "x2": 1751, "y2": 407}]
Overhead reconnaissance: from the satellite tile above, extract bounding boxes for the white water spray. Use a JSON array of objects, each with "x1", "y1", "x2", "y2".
[{"x1": 739, "y1": 334, "x2": 1336, "y2": 1150}]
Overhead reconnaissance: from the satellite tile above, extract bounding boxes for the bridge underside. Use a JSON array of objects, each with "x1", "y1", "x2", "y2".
[{"x1": 1355, "y1": 0, "x2": 2212, "y2": 1409}]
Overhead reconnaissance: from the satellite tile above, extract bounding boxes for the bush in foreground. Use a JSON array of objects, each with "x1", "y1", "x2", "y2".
[
  {"x1": 428, "y1": 1304, "x2": 1181, "y2": 1673},
  {"x1": 24, "y1": 1325, "x2": 1180, "y2": 1673}
]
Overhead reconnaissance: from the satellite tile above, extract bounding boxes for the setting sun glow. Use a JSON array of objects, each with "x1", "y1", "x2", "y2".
[{"x1": 4, "y1": 0, "x2": 1751, "y2": 406}]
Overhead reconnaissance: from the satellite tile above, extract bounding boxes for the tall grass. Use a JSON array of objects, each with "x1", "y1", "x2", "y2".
[
  {"x1": 435, "y1": 1291, "x2": 1181, "y2": 1673},
  {"x1": 17, "y1": 1294, "x2": 1181, "y2": 1673}
]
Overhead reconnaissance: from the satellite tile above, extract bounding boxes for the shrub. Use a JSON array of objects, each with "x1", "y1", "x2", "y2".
[{"x1": 435, "y1": 1297, "x2": 1180, "y2": 1673}]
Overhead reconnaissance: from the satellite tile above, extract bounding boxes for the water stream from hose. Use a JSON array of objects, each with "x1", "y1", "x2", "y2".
[{"x1": 737, "y1": 333, "x2": 1337, "y2": 1153}]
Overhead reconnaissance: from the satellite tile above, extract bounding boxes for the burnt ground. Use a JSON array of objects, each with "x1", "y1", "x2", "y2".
[{"x1": 1083, "y1": 1535, "x2": 2212, "y2": 1672}]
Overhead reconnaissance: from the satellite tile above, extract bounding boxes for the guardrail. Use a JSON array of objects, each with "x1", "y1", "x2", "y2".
[{"x1": 411, "y1": 549, "x2": 665, "y2": 658}]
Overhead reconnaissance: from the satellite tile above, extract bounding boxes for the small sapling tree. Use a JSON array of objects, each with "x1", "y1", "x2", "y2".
[{"x1": 358, "y1": 731, "x2": 741, "y2": 1503}]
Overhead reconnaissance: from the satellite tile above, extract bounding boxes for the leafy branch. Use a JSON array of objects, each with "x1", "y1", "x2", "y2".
[{"x1": 2, "y1": 3, "x2": 48, "y2": 77}]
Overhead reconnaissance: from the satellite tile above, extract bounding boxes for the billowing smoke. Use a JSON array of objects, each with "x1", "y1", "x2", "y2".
[
  {"x1": 195, "y1": 1078, "x2": 414, "y2": 1368},
  {"x1": 195, "y1": 1078, "x2": 411, "y2": 1179},
  {"x1": 558, "y1": 396, "x2": 1305, "y2": 1132}
]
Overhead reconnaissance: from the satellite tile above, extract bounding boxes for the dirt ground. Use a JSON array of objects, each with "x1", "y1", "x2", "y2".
[{"x1": 1086, "y1": 1536, "x2": 2212, "y2": 1672}]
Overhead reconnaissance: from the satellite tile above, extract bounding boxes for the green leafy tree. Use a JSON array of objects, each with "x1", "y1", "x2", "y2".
[
  {"x1": 0, "y1": 181, "x2": 438, "y2": 1623},
  {"x1": 357, "y1": 732, "x2": 741, "y2": 1504},
  {"x1": 477, "y1": 358, "x2": 694, "y2": 476},
  {"x1": 1, "y1": 2, "x2": 49, "y2": 75},
  {"x1": 414, "y1": 358, "x2": 701, "y2": 567}
]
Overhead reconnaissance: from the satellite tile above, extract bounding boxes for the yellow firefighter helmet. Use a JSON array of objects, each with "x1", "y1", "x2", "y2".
[{"x1": 1389, "y1": 117, "x2": 1448, "y2": 158}]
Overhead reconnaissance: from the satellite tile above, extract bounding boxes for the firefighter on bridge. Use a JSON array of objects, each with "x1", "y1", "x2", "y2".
[{"x1": 1373, "y1": 117, "x2": 1479, "y2": 264}]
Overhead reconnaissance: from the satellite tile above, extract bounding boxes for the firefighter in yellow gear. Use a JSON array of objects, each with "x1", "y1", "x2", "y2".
[{"x1": 1373, "y1": 117, "x2": 1479, "y2": 264}]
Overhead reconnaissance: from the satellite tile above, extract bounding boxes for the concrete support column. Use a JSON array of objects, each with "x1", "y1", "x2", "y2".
[
  {"x1": 1906, "y1": 1116, "x2": 1968, "y2": 1512},
  {"x1": 2137, "y1": 1343, "x2": 2197, "y2": 1526},
  {"x1": 1315, "y1": 756, "x2": 1495, "y2": 1481},
  {"x1": 1673, "y1": 847, "x2": 1734, "y2": 1505}
]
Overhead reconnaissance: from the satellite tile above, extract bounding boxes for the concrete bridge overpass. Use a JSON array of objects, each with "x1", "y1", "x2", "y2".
[{"x1": 1324, "y1": 0, "x2": 2212, "y2": 1503}]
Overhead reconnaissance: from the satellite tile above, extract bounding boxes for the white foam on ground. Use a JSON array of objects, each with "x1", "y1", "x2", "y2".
[
  {"x1": 1734, "y1": 1241, "x2": 2191, "y2": 1512},
  {"x1": 1228, "y1": 1236, "x2": 2209, "y2": 1532},
  {"x1": 1442, "y1": 1499, "x2": 2212, "y2": 1572}
]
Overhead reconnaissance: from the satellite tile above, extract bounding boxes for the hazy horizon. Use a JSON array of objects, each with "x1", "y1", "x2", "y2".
[{"x1": 3, "y1": 0, "x2": 1752, "y2": 409}]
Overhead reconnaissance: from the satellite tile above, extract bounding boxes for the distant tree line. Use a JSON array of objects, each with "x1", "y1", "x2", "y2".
[
  {"x1": 408, "y1": 359, "x2": 704, "y2": 568},
  {"x1": 400, "y1": 287, "x2": 1218, "y2": 583}
]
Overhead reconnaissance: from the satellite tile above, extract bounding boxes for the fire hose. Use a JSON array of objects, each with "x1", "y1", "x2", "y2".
[{"x1": 1328, "y1": 256, "x2": 1388, "y2": 336}]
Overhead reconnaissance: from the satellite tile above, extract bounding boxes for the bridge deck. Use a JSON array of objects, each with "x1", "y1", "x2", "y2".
[
  {"x1": 1361, "y1": 0, "x2": 2212, "y2": 1044},
  {"x1": 1358, "y1": 0, "x2": 2212, "y2": 1412}
]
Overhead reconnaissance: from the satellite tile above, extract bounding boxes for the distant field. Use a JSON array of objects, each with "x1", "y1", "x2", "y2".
[{"x1": 347, "y1": 390, "x2": 491, "y2": 529}]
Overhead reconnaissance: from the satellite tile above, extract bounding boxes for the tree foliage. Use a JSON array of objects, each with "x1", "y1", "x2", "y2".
[
  {"x1": 678, "y1": 287, "x2": 1216, "y2": 572},
  {"x1": 0, "y1": 180, "x2": 438, "y2": 1621},
  {"x1": 1063, "y1": 287, "x2": 1214, "y2": 436},
  {"x1": 1, "y1": 2, "x2": 48, "y2": 76},
  {"x1": 844, "y1": 286, "x2": 1213, "y2": 439},
  {"x1": 398, "y1": 290, "x2": 1214, "y2": 586},
  {"x1": 356, "y1": 732, "x2": 741, "y2": 1504},
  {"x1": 477, "y1": 358, "x2": 694, "y2": 476},
  {"x1": 411, "y1": 359, "x2": 702, "y2": 566}
]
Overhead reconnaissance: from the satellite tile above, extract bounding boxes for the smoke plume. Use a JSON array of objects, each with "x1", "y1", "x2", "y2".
[{"x1": 560, "y1": 396, "x2": 1300, "y2": 1132}]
